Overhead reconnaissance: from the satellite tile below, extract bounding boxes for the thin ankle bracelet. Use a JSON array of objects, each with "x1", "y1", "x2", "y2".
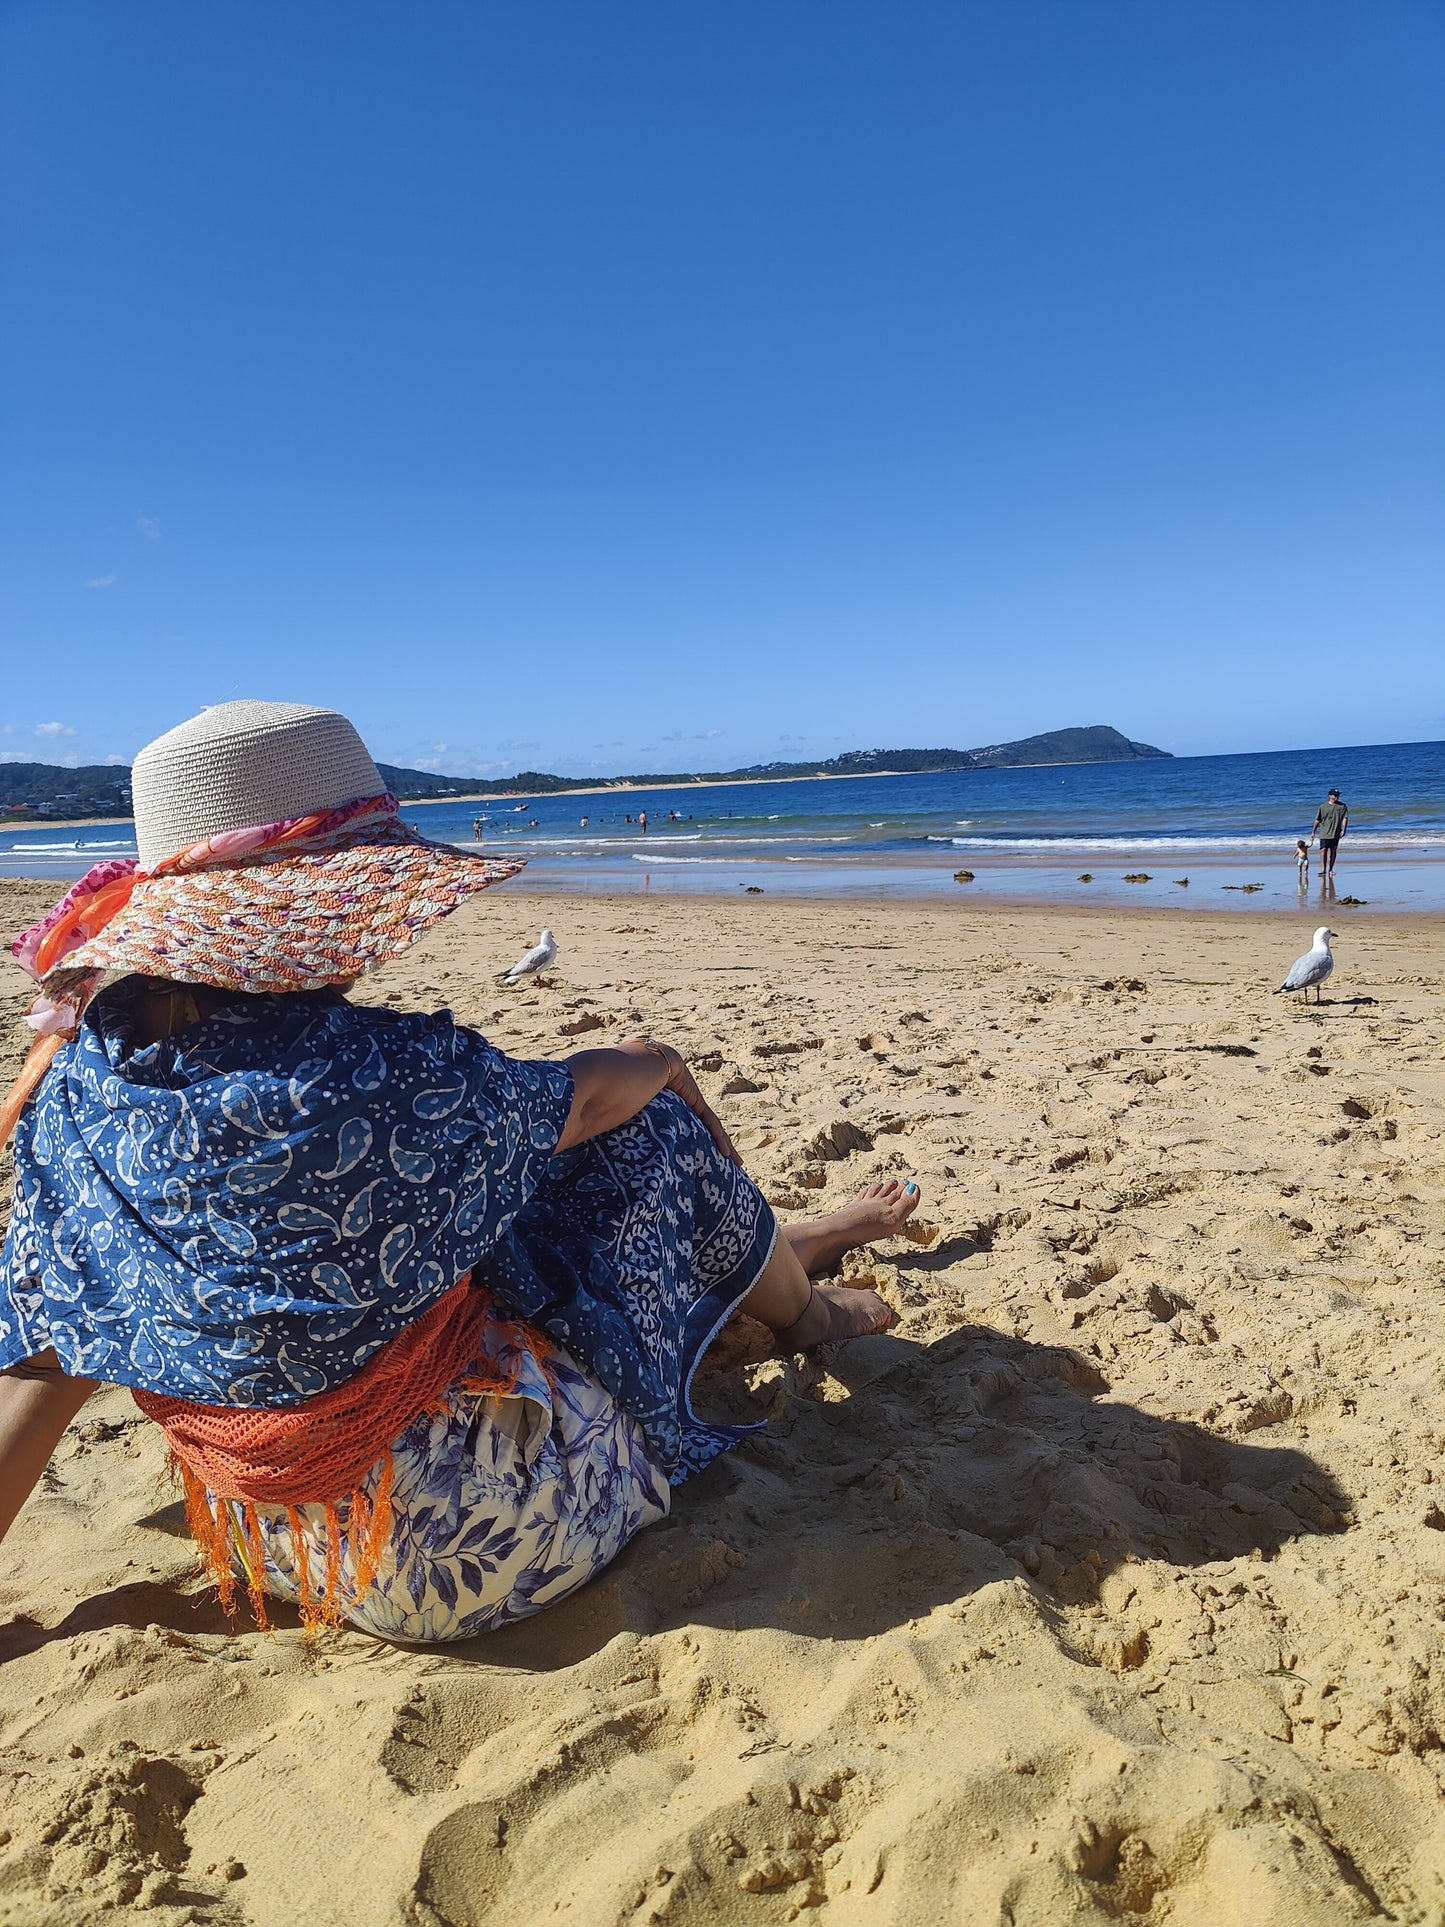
[{"x1": 778, "y1": 1280, "x2": 817, "y2": 1343}]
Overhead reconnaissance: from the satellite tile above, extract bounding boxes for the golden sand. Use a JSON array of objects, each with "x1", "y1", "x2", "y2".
[{"x1": 2, "y1": 881, "x2": 1443, "y2": 1924}]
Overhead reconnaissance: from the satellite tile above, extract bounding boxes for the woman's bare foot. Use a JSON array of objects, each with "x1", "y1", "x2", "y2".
[
  {"x1": 738, "y1": 1219, "x2": 898, "y2": 1351},
  {"x1": 782, "y1": 1179, "x2": 922, "y2": 1276},
  {"x1": 777, "y1": 1282, "x2": 896, "y2": 1350}
]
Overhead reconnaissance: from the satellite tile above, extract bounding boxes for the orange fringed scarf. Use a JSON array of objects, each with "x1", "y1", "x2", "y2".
[
  {"x1": 0, "y1": 1032, "x2": 68, "y2": 1150},
  {"x1": 132, "y1": 1275, "x2": 556, "y2": 1634}
]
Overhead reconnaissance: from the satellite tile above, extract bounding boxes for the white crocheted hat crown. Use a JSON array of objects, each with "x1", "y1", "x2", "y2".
[{"x1": 132, "y1": 700, "x2": 384, "y2": 869}]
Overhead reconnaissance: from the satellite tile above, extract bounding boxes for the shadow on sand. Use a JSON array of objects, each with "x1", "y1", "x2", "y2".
[
  {"x1": 456, "y1": 1322, "x2": 1348, "y2": 1672},
  {"x1": 0, "y1": 1326, "x2": 1347, "y2": 1676}
]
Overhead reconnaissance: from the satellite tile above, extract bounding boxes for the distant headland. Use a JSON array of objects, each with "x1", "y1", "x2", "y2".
[
  {"x1": 0, "y1": 724, "x2": 1168, "y2": 819},
  {"x1": 382, "y1": 724, "x2": 1170, "y2": 801}
]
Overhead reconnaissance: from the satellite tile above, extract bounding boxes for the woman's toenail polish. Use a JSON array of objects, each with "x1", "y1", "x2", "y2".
[{"x1": 905, "y1": 1182, "x2": 917, "y2": 1194}]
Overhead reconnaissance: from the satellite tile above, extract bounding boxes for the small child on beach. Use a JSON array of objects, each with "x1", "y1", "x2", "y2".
[{"x1": 1296, "y1": 838, "x2": 1310, "y2": 885}]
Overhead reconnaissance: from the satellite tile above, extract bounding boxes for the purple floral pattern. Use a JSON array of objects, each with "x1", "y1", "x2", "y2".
[{"x1": 248, "y1": 1321, "x2": 670, "y2": 1640}]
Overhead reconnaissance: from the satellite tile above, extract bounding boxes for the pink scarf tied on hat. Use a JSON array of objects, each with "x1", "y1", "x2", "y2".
[
  {"x1": 0, "y1": 793, "x2": 402, "y2": 1145},
  {"x1": 10, "y1": 791, "x2": 402, "y2": 1006}
]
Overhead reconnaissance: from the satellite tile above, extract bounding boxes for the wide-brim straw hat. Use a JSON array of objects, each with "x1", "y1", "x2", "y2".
[{"x1": 9, "y1": 700, "x2": 523, "y2": 1001}]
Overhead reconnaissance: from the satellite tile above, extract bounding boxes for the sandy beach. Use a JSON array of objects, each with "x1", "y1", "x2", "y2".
[{"x1": 2, "y1": 882, "x2": 1444, "y2": 1924}]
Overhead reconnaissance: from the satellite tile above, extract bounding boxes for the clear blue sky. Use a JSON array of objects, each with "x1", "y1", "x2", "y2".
[{"x1": 3, "y1": 2, "x2": 1442, "y2": 778}]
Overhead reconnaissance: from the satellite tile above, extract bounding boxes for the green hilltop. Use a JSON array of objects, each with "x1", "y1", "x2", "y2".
[
  {"x1": 1, "y1": 724, "x2": 1168, "y2": 817},
  {"x1": 377, "y1": 724, "x2": 1169, "y2": 799}
]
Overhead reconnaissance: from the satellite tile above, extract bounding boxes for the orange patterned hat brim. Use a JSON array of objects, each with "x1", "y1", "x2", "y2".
[{"x1": 54, "y1": 832, "x2": 526, "y2": 993}]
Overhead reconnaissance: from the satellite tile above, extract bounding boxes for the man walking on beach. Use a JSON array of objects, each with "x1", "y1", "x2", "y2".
[{"x1": 1312, "y1": 788, "x2": 1348, "y2": 880}]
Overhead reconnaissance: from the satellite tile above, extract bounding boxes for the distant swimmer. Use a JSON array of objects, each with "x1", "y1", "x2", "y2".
[
  {"x1": 639, "y1": 810, "x2": 649, "y2": 836},
  {"x1": 473, "y1": 818, "x2": 482, "y2": 840},
  {"x1": 580, "y1": 815, "x2": 589, "y2": 828}
]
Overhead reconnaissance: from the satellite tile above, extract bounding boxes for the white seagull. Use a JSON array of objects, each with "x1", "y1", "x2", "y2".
[
  {"x1": 1276, "y1": 926, "x2": 1336, "y2": 1004},
  {"x1": 499, "y1": 928, "x2": 558, "y2": 986}
]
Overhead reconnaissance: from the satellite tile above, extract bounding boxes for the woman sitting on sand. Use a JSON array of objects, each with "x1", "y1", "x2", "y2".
[{"x1": 0, "y1": 702, "x2": 906, "y2": 1641}]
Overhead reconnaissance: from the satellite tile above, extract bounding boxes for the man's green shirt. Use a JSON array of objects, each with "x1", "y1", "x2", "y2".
[{"x1": 1316, "y1": 801, "x2": 1347, "y2": 840}]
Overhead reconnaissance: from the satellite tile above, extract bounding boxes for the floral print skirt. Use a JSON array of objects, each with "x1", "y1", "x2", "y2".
[
  {"x1": 247, "y1": 1333, "x2": 670, "y2": 1642},
  {"x1": 239, "y1": 1096, "x2": 778, "y2": 1640}
]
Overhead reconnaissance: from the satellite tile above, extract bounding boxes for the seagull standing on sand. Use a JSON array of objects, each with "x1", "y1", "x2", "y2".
[
  {"x1": 1275, "y1": 926, "x2": 1336, "y2": 1004},
  {"x1": 499, "y1": 928, "x2": 558, "y2": 986}
]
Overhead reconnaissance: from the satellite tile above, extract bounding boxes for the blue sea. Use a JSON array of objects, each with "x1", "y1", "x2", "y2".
[{"x1": 4, "y1": 738, "x2": 1443, "y2": 914}]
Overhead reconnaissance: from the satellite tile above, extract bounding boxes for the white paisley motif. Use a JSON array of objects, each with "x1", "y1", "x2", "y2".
[{"x1": 0, "y1": 981, "x2": 774, "y2": 1486}]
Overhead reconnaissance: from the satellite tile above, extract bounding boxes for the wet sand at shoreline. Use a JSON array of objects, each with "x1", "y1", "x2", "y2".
[
  {"x1": 4, "y1": 842, "x2": 1442, "y2": 919},
  {"x1": 2, "y1": 884, "x2": 1445, "y2": 1923}
]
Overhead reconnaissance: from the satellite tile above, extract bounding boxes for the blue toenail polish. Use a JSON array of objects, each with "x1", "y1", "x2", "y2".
[{"x1": 905, "y1": 1182, "x2": 917, "y2": 1194}]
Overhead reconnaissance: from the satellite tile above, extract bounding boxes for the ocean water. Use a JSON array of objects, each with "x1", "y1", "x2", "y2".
[{"x1": 3, "y1": 738, "x2": 1443, "y2": 913}]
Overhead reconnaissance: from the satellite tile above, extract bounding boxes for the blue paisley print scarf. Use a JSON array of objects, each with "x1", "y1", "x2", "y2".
[{"x1": 0, "y1": 979, "x2": 776, "y2": 1479}]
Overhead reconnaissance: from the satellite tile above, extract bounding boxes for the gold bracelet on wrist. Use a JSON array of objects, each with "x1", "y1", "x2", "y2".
[{"x1": 642, "y1": 1037, "x2": 680, "y2": 1079}]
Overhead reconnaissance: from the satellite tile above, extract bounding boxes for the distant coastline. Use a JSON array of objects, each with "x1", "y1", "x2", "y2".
[
  {"x1": 0, "y1": 723, "x2": 1167, "y2": 823},
  {"x1": 4, "y1": 739, "x2": 1441, "y2": 914},
  {"x1": 380, "y1": 724, "x2": 1169, "y2": 803},
  {"x1": 395, "y1": 757, "x2": 1159, "y2": 808},
  {"x1": 0, "y1": 757, "x2": 1152, "y2": 828}
]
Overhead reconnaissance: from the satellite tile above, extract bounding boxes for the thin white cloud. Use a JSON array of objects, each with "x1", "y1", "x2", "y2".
[
  {"x1": 34, "y1": 722, "x2": 77, "y2": 738},
  {"x1": 136, "y1": 513, "x2": 161, "y2": 540},
  {"x1": 87, "y1": 573, "x2": 118, "y2": 588}
]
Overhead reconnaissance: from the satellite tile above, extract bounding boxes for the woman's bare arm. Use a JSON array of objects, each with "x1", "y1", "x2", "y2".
[
  {"x1": 0, "y1": 1351, "x2": 99, "y2": 1547},
  {"x1": 556, "y1": 1038, "x2": 738, "y2": 1164}
]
